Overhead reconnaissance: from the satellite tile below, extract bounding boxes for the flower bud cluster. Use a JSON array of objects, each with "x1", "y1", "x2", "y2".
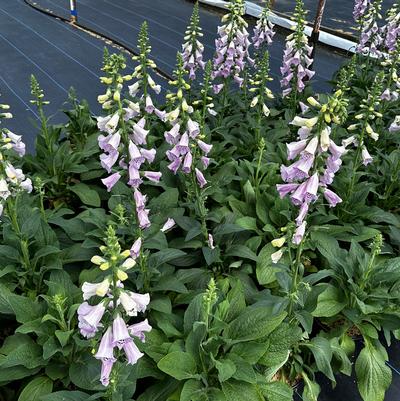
[{"x1": 181, "y1": 2, "x2": 205, "y2": 80}]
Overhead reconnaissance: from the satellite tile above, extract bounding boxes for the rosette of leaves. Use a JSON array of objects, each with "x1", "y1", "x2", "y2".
[
  {"x1": 312, "y1": 234, "x2": 399, "y2": 401},
  {"x1": 137, "y1": 279, "x2": 301, "y2": 401}
]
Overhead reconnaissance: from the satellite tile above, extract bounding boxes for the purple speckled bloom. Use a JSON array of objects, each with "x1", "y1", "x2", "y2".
[
  {"x1": 195, "y1": 168, "x2": 207, "y2": 188},
  {"x1": 78, "y1": 302, "x2": 105, "y2": 338},
  {"x1": 123, "y1": 339, "x2": 144, "y2": 365},
  {"x1": 101, "y1": 172, "x2": 121, "y2": 192},
  {"x1": 323, "y1": 189, "x2": 342, "y2": 207},
  {"x1": 293, "y1": 221, "x2": 306, "y2": 244},
  {"x1": 138, "y1": 208, "x2": 151, "y2": 229},
  {"x1": 353, "y1": 0, "x2": 371, "y2": 22},
  {"x1": 112, "y1": 314, "x2": 131, "y2": 349},
  {"x1": 161, "y1": 218, "x2": 176, "y2": 232},
  {"x1": 95, "y1": 327, "x2": 115, "y2": 361},
  {"x1": 130, "y1": 238, "x2": 142, "y2": 259},
  {"x1": 212, "y1": 0, "x2": 251, "y2": 88},
  {"x1": 128, "y1": 319, "x2": 152, "y2": 342}
]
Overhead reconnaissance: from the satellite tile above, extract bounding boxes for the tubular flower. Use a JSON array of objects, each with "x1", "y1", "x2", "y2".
[
  {"x1": 78, "y1": 226, "x2": 151, "y2": 386},
  {"x1": 280, "y1": 0, "x2": 314, "y2": 98}
]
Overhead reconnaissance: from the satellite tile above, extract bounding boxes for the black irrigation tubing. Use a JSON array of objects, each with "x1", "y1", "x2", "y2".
[{"x1": 23, "y1": 0, "x2": 175, "y2": 82}]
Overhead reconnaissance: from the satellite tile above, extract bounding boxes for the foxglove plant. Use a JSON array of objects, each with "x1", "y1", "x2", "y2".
[
  {"x1": 78, "y1": 226, "x2": 151, "y2": 388},
  {"x1": 382, "y1": 2, "x2": 400, "y2": 53},
  {"x1": 248, "y1": 51, "x2": 274, "y2": 144},
  {"x1": 355, "y1": 0, "x2": 384, "y2": 57},
  {"x1": 252, "y1": 2, "x2": 275, "y2": 50},
  {"x1": 276, "y1": 90, "x2": 349, "y2": 247},
  {"x1": 280, "y1": 0, "x2": 314, "y2": 102},
  {"x1": 97, "y1": 28, "x2": 163, "y2": 228},
  {"x1": 181, "y1": 2, "x2": 205, "y2": 81},
  {"x1": 192, "y1": 61, "x2": 217, "y2": 126},
  {"x1": 0, "y1": 102, "x2": 32, "y2": 217},
  {"x1": 345, "y1": 72, "x2": 384, "y2": 202},
  {"x1": 212, "y1": 0, "x2": 252, "y2": 91},
  {"x1": 164, "y1": 54, "x2": 212, "y2": 241},
  {"x1": 353, "y1": 0, "x2": 371, "y2": 22}
]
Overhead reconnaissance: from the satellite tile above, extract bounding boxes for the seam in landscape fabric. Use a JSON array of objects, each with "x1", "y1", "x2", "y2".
[
  {"x1": 198, "y1": 0, "x2": 358, "y2": 53},
  {"x1": 23, "y1": 0, "x2": 174, "y2": 81}
]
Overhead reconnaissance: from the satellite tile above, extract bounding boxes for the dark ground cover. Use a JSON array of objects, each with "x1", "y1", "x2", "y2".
[{"x1": 1, "y1": 0, "x2": 344, "y2": 148}]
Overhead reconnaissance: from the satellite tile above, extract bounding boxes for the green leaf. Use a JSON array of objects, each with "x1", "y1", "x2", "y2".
[
  {"x1": 157, "y1": 352, "x2": 199, "y2": 381},
  {"x1": 256, "y1": 244, "x2": 279, "y2": 285},
  {"x1": 235, "y1": 217, "x2": 258, "y2": 232},
  {"x1": 260, "y1": 381, "x2": 293, "y2": 401},
  {"x1": 225, "y1": 245, "x2": 258, "y2": 262},
  {"x1": 148, "y1": 249, "x2": 187, "y2": 269},
  {"x1": 304, "y1": 337, "x2": 335, "y2": 382},
  {"x1": 312, "y1": 284, "x2": 346, "y2": 318},
  {"x1": 215, "y1": 358, "x2": 236, "y2": 382},
  {"x1": 18, "y1": 376, "x2": 53, "y2": 401},
  {"x1": 221, "y1": 380, "x2": 262, "y2": 401},
  {"x1": 302, "y1": 372, "x2": 320, "y2": 401},
  {"x1": 40, "y1": 391, "x2": 90, "y2": 401},
  {"x1": 224, "y1": 308, "x2": 286, "y2": 343},
  {"x1": 69, "y1": 183, "x2": 101, "y2": 207},
  {"x1": 0, "y1": 334, "x2": 43, "y2": 369},
  {"x1": 180, "y1": 379, "x2": 203, "y2": 401},
  {"x1": 355, "y1": 341, "x2": 392, "y2": 401}
]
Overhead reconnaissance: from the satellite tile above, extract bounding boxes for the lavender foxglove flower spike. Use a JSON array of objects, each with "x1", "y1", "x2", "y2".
[
  {"x1": 252, "y1": 3, "x2": 275, "y2": 49},
  {"x1": 212, "y1": 0, "x2": 251, "y2": 89},
  {"x1": 280, "y1": 0, "x2": 314, "y2": 98},
  {"x1": 277, "y1": 91, "x2": 349, "y2": 243}
]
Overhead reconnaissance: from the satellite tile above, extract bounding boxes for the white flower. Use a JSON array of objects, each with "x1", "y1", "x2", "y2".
[
  {"x1": 161, "y1": 218, "x2": 176, "y2": 232},
  {"x1": 105, "y1": 112, "x2": 120, "y2": 134},
  {"x1": 320, "y1": 127, "x2": 331, "y2": 151},
  {"x1": 271, "y1": 249, "x2": 283, "y2": 264},
  {"x1": 82, "y1": 278, "x2": 111, "y2": 300},
  {"x1": 119, "y1": 291, "x2": 150, "y2": 316},
  {"x1": 291, "y1": 116, "x2": 319, "y2": 128}
]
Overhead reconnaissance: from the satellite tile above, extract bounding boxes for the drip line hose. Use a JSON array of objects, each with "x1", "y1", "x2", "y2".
[{"x1": 23, "y1": 0, "x2": 174, "y2": 81}]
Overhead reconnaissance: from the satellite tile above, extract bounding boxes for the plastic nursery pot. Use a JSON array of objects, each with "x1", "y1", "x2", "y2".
[
  {"x1": 271, "y1": 370, "x2": 302, "y2": 390},
  {"x1": 315, "y1": 317, "x2": 363, "y2": 342}
]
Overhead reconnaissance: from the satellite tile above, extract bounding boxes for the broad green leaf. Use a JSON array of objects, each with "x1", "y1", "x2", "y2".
[
  {"x1": 235, "y1": 217, "x2": 258, "y2": 232},
  {"x1": 260, "y1": 381, "x2": 293, "y2": 401},
  {"x1": 302, "y1": 372, "x2": 320, "y2": 401},
  {"x1": 180, "y1": 379, "x2": 203, "y2": 401},
  {"x1": 18, "y1": 376, "x2": 53, "y2": 401},
  {"x1": 157, "y1": 352, "x2": 199, "y2": 381},
  {"x1": 40, "y1": 391, "x2": 90, "y2": 401},
  {"x1": 312, "y1": 284, "x2": 346, "y2": 317},
  {"x1": 355, "y1": 342, "x2": 391, "y2": 401},
  {"x1": 304, "y1": 337, "x2": 335, "y2": 381},
  {"x1": 215, "y1": 358, "x2": 236, "y2": 382},
  {"x1": 224, "y1": 308, "x2": 286, "y2": 343},
  {"x1": 69, "y1": 183, "x2": 101, "y2": 207},
  {"x1": 221, "y1": 380, "x2": 262, "y2": 401},
  {"x1": 256, "y1": 244, "x2": 279, "y2": 285}
]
